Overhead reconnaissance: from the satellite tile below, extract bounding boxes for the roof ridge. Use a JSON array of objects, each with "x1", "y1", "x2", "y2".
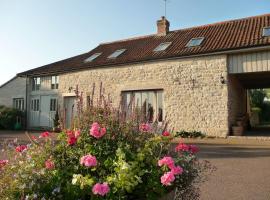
[
  {"x1": 173, "y1": 13, "x2": 270, "y2": 33},
  {"x1": 99, "y1": 34, "x2": 155, "y2": 45}
]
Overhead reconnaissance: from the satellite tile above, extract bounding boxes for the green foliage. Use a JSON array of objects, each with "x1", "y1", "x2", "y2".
[
  {"x1": 175, "y1": 130, "x2": 205, "y2": 138},
  {"x1": 0, "y1": 105, "x2": 25, "y2": 130},
  {"x1": 0, "y1": 87, "x2": 207, "y2": 199},
  {"x1": 249, "y1": 89, "x2": 266, "y2": 108}
]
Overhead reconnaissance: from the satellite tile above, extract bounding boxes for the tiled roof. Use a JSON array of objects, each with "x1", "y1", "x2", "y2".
[{"x1": 18, "y1": 14, "x2": 270, "y2": 76}]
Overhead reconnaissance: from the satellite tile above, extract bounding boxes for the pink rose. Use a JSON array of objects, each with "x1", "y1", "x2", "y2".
[
  {"x1": 15, "y1": 145, "x2": 27, "y2": 153},
  {"x1": 92, "y1": 182, "x2": 110, "y2": 196},
  {"x1": 39, "y1": 131, "x2": 50, "y2": 138},
  {"x1": 158, "y1": 156, "x2": 175, "y2": 169},
  {"x1": 67, "y1": 135, "x2": 77, "y2": 146},
  {"x1": 171, "y1": 165, "x2": 183, "y2": 175},
  {"x1": 0, "y1": 160, "x2": 8, "y2": 168},
  {"x1": 74, "y1": 130, "x2": 81, "y2": 138},
  {"x1": 160, "y1": 171, "x2": 175, "y2": 186},
  {"x1": 189, "y1": 145, "x2": 199, "y2": 154},
  {"x1": 45, "y1": 159, "x2": 55, "y2": 170},
  {"x1": 162, "y1": 131, "x2": 170, "y2": 136},
  {"x1": 90, "y1": 122, "x2": 106, "y2": 139},
  {"x1": 80, "y1": 154, "x2": 97, "y2": 167},
  {"x1": 175, "y1": 143, "x2": 190, "y2": 152},
  {"x1": 139, "y1": 123, "x2": 151, "y2": 132}
]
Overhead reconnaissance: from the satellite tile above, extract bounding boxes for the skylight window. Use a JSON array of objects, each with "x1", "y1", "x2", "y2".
[
  {"x1": 84, "y1": 53, "x2": 102, "y2": 63},
  {"x1": 186, "y1": 37, "x2": 204, "y2": 47},
  {"x1": 108, "y1": 49, "x2": 126, "y2": 59},
  {"x1": 154, "y1": 42, "x2": 172, "y2": 52},
  {"x1": 263, "y1": 27, "x2": 270, "y2": 37}
]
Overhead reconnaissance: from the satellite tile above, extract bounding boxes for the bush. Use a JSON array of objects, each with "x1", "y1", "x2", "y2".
[
  {"x1": 0, "y1": 86, "x2": 212, "y2": 199},
  {"x1": 175, "y1": 130, "x2": 205, "y2": 138},
  {"x1": 0, "y1": 105, "x2": 25, "y2": 130}
]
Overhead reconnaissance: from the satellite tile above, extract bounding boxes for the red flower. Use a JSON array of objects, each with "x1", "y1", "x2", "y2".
[
  {"x1": 0, "y1": 160, "x2": 8, "y2": 168},
  {"x1": 31, "y1": 135, "x2": 38, "y2": 141},
  {"x1": 175, "y1": 143, "x2": 189, "y2": 152},
  {"x1": 15, "y1": 145, "x2": 27, "y2": 152},
  {"x1": 39, "y1": 131, "x2": 50, "y2": 138},
  {"x1": 189, "y1": 145, "x2": 199, "y2": 154},
  {"x1": 162, "y1": 131, "x2": 170, "y2": 136},
  {"x1": 67, "y1": 135, "x2": 77, "y2": 146}
]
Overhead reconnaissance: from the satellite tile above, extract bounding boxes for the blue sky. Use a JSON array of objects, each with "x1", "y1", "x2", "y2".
[{"x1": 0, "y1": 0, "x2": 270, "y2": 85}]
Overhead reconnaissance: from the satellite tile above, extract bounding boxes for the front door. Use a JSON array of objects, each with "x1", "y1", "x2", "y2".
[
  {"x1": 64, "y1": 96, "x2": 77, "y2": 129},
  {"x1": 40, "y1": 95, "x2": 51, "y2": 127}
]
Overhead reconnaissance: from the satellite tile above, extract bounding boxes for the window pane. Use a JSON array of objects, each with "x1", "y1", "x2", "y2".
[
  {"x1": 134, "y1": 92, "x2": 141, "y2": 108},
  {"x1": 147, "y1": 92, "x2": 155, "y2": 122},
  {"x1": 157, "y1": 92, "x2": 163, "y2": 122}
]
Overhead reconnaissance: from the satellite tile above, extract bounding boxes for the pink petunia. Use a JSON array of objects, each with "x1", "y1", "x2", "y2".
[
  {"x1": 0, "y1": 160, "x2": 8, "y2": 168},
  {"x1": 15, "y1": 145, "x2": 27, "y2": 153},
  {"x1": 170, "y1": 165, "x2": 183, "y2": 175},
  {"x1": 160, "y1": 171, "x2": 175, "y2": 186},
  {"x1": 74, "y1": 130, "x2": 81, "y2": 138},
  {"x1": 45, "y1": 159, "x2": 55, "y2": 170},
  {"x1": 92, "y1": 182, "x2": 110, "y2": 196},
  {"x1": 39, "y1": 131, "x2": 50, "y2": 138},
  {"x1": 80, "y1": 154, "x2": 97, "y2": 167},
  {"x1": 90, "y1": 122, "x2": 106, "y2": 139},
  {"x1": 162, "y1": 131, "x2": 170, "y2": 136},
  {"x1": 158, "y1": 156, "x2": 175, "y2": 169},
  {"x1": 139, "y1": 123, "x2": 151, "y2": 132}
]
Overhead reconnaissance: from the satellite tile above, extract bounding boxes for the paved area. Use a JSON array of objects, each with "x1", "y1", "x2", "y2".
[{"x1": 1, "y1": 131, "x2": 270, "y2": 199}]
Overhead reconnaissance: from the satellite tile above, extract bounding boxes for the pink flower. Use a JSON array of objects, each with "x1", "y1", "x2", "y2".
[
  {"x1": 74, "y1": 130, "x2": 81, "y2": 138},
  {"x1": 158, "y1": 156, "x2": 175, "y2": 169},
  {"x1": 162, "y1": 131, "x2": 170, "y2": 136},
  {"x1": 92, "y1": 182, "x2": 110, "y2": 196},
  {"x1": 80, "y1": 154, "x2": 97, "y2": 167},
  {"x1": 189, "y1": 145, "x2": 199, "y2": 154},
  {"x1": 45, "y1": 159, "x2": 55, "y2": 170},
  {"x1": 31, "y1": 135, "x2": 38, "y2": 141},
  {"x1": 139, "y1": 123, "x2": 151, "y2": 132},
  {"x1": 67, "y1": 135, "x2": 77, "y2": 146},
  {"x1": 90, "y1": 122, "x2": 106, "y2": 139},
  {"x1": 160, "y1": 171, "x2": 175, "y2": 186},
  {"x1": 39, "y1": 131, "x2": 50, "y2": 138},
  {"x1": 0, "y1": 160, "x2": 8, "y2": 168},
  {"x1": 175, "y1": 143, "x2": 189, "y2": 152},
  {"x1": 15, "y1": 145, "x2": 27, "y2": 152},
  {"x1": 171, "y1": 165, "x2": 183, "y2": 175}
]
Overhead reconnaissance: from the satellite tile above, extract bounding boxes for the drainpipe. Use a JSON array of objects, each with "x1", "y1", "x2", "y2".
[{"x1": 25, "y1": 75, "x2": 28, "y2": 130}]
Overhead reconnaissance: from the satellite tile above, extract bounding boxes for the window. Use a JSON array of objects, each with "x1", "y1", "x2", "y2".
[
  {"x1": 32, "y1": 77, "x2": 41, "y2": 91},
  {"x1": 122, "y1": 90, "x2": 164, "y2": 122},
  {"x1": 50, "y1": 99, "x2": 57, "y2": 111},
  {"x1": 13, "y1": 98, "x2": 24, "y2": 111},
  {"x1": 263, "y1": 27, "x2": 270, "y2": 37},
  {"x1": 84, "y1": 53, "x2": 102, "y2": 62},
  {"x1": 107, "y1": 49, "x2": 126, "y2": 59},
  {"x1": 153, "y1": 42, "x2": 172, "y2": 52},
  {"x1": 51, "y1": 76, "x2": 59, "y2": 89},
  {"x1": 31, "y1": 99, "x2": 40, "y2": 111},
  {"x1": 186, "y1": 37, "x2": 204, "y2": 47}
]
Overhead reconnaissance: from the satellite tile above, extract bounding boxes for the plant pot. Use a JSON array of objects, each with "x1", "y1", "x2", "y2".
[{"x1": 232, "y1": 126, "x2": 243, "y2": 136}]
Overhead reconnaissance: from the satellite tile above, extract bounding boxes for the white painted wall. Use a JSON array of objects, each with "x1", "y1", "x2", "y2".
[{"x1": 0, "y1": 76, "x2": 26, "y2": 108}]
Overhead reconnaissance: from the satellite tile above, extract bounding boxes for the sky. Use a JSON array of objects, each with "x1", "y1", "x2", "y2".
[{"x1": 0, "y1": 0, "x2": 270, "y2": 85}]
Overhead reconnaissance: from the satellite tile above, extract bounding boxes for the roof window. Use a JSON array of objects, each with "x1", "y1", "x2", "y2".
[
  {"x1": 186, "y1": 37, "x2": 204, "y2": 47},
  {"x1": 154, "y1": 42, "x2": 172, "y2": 52},
  {"x1": 108, "y1": 49, "x2": 126, "y2": 59},
  {"x1": 263, "y1": 27, "x2": 270, "y2": 37},
  {"x1": 84, "y1": 53, "x2": 102, "y2": 63}
]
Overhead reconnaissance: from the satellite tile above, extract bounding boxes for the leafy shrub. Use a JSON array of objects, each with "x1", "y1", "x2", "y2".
[
  {"x1": 175, "y1": 130, "x2": 205, "y2": 138},
  {"x1": 0, "y1": 105, "x2": 25, "y2": 130},
  {"x1": 0, "y1": 86, "x2": 212, "y2": 199}
]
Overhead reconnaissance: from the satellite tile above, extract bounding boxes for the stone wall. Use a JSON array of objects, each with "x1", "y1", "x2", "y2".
[
  {"x1": 59, "y1": 55, "x2": 229, "y2": 137},
  {"x1": 0, "y1": 77, "x2": 26, "y2": 108}
]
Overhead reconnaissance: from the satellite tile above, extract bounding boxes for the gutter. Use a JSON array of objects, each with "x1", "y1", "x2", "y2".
[{"x1": 17, "y1": 45, "x2": 270, "y2": 77}]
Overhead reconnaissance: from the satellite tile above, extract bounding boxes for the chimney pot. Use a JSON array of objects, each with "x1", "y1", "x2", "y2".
[{"x1": 157, "y1": 16, "x2": 170, "y2": 36}]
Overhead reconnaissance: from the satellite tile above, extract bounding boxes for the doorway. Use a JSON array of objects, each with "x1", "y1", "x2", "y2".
[{"x1": 64, "y1": 96, "x2": 77, "y2": 129}]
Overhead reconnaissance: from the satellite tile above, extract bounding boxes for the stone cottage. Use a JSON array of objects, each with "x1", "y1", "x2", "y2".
[{"x1": 17, "y1": 14, "x2": 270, "y2": 136}]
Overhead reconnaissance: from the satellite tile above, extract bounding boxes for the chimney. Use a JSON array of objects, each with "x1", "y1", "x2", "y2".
[{"x1": 157, "y1": 16, "x2": 170, "y2": 36}]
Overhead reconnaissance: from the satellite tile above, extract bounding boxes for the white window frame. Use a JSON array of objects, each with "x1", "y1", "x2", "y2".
[
  {"x1": 50, "y1": 98, "x2": 58, "y2": 111},
  {"x1": 107, "y1": 49, "x2": 126, "y2": 59},
  {"x1": 32, "y1": 77, "x2": 41, "y2": 91},
  {"x1": 84, "y1": 53, "x2": 102, "y2": 62},
  {"x1": 51, "y1": 76, "x2": 59, "y2": 89},
  {"x1": 31, "y1": 99, "x2": 40, "y2": 111},
  {"x1": 263, "y1": 27, "x2": 270, "y2": 37},
  {"x1": 153, "y1": 42, "x2": 172, "y2": 52},
  {"x1": 13, "y1": 98, "x2": 24, "y2": 111}
]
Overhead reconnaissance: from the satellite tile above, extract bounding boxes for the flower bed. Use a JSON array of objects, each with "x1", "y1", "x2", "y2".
[{"x1": 0, "y1": 88, "x2": 212, "y2": 199}]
